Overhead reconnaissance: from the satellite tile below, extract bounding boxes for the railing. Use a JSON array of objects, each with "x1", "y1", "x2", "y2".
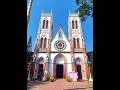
[
  {"x1": 38, "y1": 48, "x2": 47, "y2": 52},
  {"x1": 41, "y1": 13, "x2": 52, "y2": 16},
  {"x1": 69, "y1": 13, "x2": 78, "y2": 16},
  {"x1": 41, "y1": 29, "x2": 49, "y2": 32},
  {"x1": 74, "y1": 48, "x2": 83, "y2": 52},
  {"x1": 72, "y1": 29, "x2": 80, "y2": 33}
]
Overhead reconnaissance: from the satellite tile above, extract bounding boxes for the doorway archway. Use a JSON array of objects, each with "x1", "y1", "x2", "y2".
[
  {"x1": 75, "y1": 57, "x2": 83, "y2": 80},
  {"x1": 33, "y1": 57, "x2": 45, "y2": 80},
  {"x1": 53, "y1": 54, "x2": 67, "y2": 78}
]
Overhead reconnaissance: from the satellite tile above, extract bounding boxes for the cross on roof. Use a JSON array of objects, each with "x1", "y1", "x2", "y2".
[{"x1": 59, "y1": 24, "x2": 62, "y2": 27}]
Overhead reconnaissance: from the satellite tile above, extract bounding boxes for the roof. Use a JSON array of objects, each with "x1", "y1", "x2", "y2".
[{"x1": 51, "y1": 27, "x2": 70, "y2": 43}]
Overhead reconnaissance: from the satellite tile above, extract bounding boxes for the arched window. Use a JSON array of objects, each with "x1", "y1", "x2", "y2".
[
  {"x1": 46, "y1": 20, "x2": 49, "y2": 29},
  {"x1": 75, "y1": 20, "x2": 78, "y2": 29},
  {"x1": 44, "y1": 38, "x2": 46, "y2": 48},
  {"x1": 40, "y1": 38, "x2": 43, "y2": 48},
  {"x1": 42, "y1": 20, "x2": 45, "y2": 29},
  {"x1": 72, "y1": 20, "x2": 74, "y2": 29},
  {"x1": 77, "y1": 38, "x2": 80, "y2": 48},
  {"x1": 73, "y1": 38, "x2": 76, "y2": 48}
]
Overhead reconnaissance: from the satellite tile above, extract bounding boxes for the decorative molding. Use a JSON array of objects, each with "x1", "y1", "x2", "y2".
[
  {"x1": 38, "y1": 48, "x2": 47, "y2": 52},
  {"x1": 74, "y1": 48, "x2": 83, "y2": 52}
]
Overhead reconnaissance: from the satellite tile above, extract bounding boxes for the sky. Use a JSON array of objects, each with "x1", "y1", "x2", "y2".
[{"x1": 27, "y1": 0, "x2": 93, "y2": 52}]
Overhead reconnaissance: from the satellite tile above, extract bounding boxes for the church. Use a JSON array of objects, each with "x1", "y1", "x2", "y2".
[{"x1": 30, "y1": 11, "x2": 90, "y2": 81}]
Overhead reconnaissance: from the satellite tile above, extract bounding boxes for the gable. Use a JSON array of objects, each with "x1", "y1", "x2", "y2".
[{"x1": 51, "y1": 28, "x2": 70, "y2": 52}]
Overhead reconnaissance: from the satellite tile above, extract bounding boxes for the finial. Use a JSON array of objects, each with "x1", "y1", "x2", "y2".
[
  {"x1": 69, "y1": 10, "x2": 70, "y2": 15},
  {"x1": 41, "y1": 10, "x2": 43, "y2": 15},
  {"x1": 59, "y1": 24, "x2": 62, "y2": 28},
  {"x1": 51, "y1": 10, "x2": 52, "y2": 15}
]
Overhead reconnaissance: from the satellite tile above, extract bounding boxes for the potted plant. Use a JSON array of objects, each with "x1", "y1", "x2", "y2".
[
  {"x1": 66, "y1": 76, "x2": 71, "y2": 82},
  {"x1": 50, "y1": 76, "x2": 55, "y2": 82}
]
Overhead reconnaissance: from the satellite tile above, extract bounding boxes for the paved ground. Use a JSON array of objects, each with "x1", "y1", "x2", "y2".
[{"x1": 27, "y1": 79, "x2": 93, "y2": 90}]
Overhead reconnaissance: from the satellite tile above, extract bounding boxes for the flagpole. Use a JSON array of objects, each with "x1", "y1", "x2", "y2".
[{"x1": 27, "y1": 0, "x2": 33, "y2": 29}]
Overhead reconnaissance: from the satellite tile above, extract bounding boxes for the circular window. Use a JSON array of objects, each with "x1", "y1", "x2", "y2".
[{"x1": 54, "y1": 40, "x2": 66, "y2": 51}]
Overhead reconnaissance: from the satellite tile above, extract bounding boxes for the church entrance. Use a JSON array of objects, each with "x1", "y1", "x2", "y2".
[
  {"x1": 56, "y1": 64, "x2": 63, "y2": 78},
  {"x1": 53, "y1": 54, "x2": 67, "y2": 78},
  {"x1": 38, "y1": 64, "x2": 44, "y2": 81},
  {"x1": 77, "y1": 65, "x2": 82, "y2": 79}
]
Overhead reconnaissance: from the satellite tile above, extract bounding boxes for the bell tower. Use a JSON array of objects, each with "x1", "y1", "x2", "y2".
[
  {"x1": 33, "y1": 11, "x2": 53, "y2": 54},
  {"x1": 38, "y1": 10, "x2": 53, "y2": 51},
  {"x1": 68, "y1": 10, "x2": 84, "y2": 51},
  {"x1": 68, "y1": 11, "x2": 90, "y2": 80},
  {"x1": 33, "y1": 11, "x2": 53, "y2": 78}
]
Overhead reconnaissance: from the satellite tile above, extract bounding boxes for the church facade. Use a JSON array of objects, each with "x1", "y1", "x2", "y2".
[{"x1": 31, "y1": 11, "x2": 90, "y2": 80}]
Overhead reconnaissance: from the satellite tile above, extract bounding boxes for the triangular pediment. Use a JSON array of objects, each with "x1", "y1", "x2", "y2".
[
  {"x1": 51, "y1": 27, "x2": 70, "y2": 52},
  {"x1": 51, "y1": 27, "x2": 69, "y2": 43}
]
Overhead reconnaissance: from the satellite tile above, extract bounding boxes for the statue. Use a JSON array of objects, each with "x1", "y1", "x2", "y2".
[
  {"x1": 71, "y1": 55, "x2": 74, "y2": 62},
  {"x1": 58, "y1": 30, "x2": 63, "y2": 39},
  {"x1": 84, "y1": 55, "x2": 88, "y2": 63}
]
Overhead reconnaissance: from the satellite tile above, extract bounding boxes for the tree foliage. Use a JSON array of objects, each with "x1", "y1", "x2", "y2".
[
  {"x1": 27, "y1": 36, "x2": 32, "y2": 52},
  {"x1": 27, "y1": 36, "x2": 32, "y2": 62},
  {"x1": 75, "y1": 0, "x2": 93, "y2": 22}
]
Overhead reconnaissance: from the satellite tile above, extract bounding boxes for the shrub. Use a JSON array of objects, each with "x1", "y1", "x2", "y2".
[
  {"x1": 66, "y1": 76, "x2": 71, "y2": 82},
  {"x1": 50, "y1": 76, "x2": 55, "y2": 82}
]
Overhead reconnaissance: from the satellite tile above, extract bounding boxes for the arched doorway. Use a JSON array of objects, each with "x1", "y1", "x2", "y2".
[
  {"x1": 56, "y1": 57, "x2": 64, "y2": 78},
  {"x1": 38, "y1": 60, "x2": 44, "y2": 80},
  {"x1": 53, "y1": 54, "x2": 67, "y2": 78},
  {"x1": 75, "y1": 57, "x2": 82, "y2": 80},
  {"x1": 33, "y1": 57, "x2": 45, "y2": 80}
]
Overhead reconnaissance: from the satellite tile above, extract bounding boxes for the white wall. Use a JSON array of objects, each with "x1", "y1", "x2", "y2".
[
  {"x1": 56, "y1": 57, "x2": 64, "y2": 64},
  {"x1": 36, "y1": 53, "x2": 47, "y2": 61},
  {"x1": 74, "y1": 53, "x2": 84, "y2": 62}
]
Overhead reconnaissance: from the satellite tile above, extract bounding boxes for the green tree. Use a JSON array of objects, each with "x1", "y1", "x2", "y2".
[
  {"x1": 27, "y1": 36, "x2": 32, "y2": 62},
  {"x1": 75, "y1": 0, "x2": 93, "y2": 22}
]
